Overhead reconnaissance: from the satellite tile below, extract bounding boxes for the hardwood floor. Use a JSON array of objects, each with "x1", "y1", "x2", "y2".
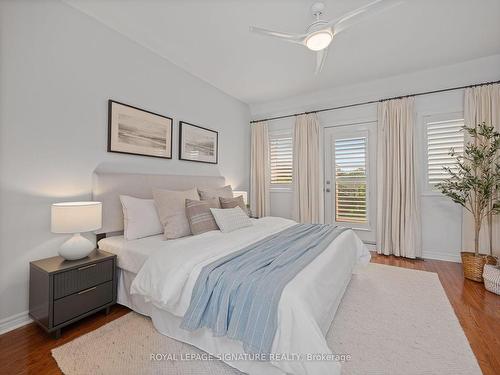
[
  {"x1": 0, "y1": 305, "x2": 130, "y2": 375},
  {"x1": 0, "y1": 253, "x2": 498, "y2": 375}
]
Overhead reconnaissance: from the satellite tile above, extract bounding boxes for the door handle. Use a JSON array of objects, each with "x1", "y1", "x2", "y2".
[
  {"x1": 325, "y1": 188, "x2": 331, "y2": 193},
  {"x1": 78, "y1": 264, "x2": 97, "y2": 271}
]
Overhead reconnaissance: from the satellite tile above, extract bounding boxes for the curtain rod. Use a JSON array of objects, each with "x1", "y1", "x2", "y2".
[{"x1": 250, "y1": 79, "x2": 500, "y2": 124}]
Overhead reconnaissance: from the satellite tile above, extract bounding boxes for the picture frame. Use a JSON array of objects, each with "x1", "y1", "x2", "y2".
[
  {"x1": 108, "y1": 100, "x2": 173, "y2": 159},
  {"x1": 179, "y1": 121, "x2": 219, "y2": 164}
]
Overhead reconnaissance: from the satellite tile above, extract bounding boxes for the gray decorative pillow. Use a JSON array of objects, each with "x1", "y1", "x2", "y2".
[
  {"x1": 219, "y1": 195, "x2": 248, "y2": 216},
  {"x1": 185, "y1": 198, "x2": 220, "y2": 235},
  {"x1": 210, "y1": 207, "x2": 252, "y2": 233},
  {"x1": 152, "y1": 187, "x2": 199, "y2": 239},
  {"x1": 198, "y1": 185, "x2": 233, "y2": 200}
]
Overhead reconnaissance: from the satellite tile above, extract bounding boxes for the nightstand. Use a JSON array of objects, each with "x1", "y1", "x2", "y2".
[{"x1": 29, "y1": 249, "x2": 117, "y2": 338}]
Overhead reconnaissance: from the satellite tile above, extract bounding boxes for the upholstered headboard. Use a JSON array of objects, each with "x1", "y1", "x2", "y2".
[{"x1": 92, "y1": 172, "x2": 226, "y2": 234}]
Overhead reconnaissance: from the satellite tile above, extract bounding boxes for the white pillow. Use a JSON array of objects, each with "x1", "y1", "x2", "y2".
[
  {"x1": 120, "y1": 195, "x2": 163, "y2": 240},
  {"x1": 210, "y1": 207, "x2": 252, "y2": 233}
]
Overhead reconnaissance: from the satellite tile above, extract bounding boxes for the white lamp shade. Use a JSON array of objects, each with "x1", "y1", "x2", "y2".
[
  {"x1": 51, "y1": 201, "x2": 102, "y2": 234},
  {"x1": 233, "y1": 191, "x2": 248, "y2": 205}
]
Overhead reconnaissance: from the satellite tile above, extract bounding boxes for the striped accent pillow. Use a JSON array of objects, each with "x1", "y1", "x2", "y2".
[
  {"x1": 210, "y1": 207, "x2": 252, "y2": 233},
  {"x1": 219, "y1": 195, "x2": 248, "y2": 216},
  {"x1": 185, "y1": 198, "x2": 220, "y2": 235}
]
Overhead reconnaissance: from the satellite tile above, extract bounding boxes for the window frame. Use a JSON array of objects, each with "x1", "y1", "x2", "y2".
[
  {"x1": 422, "y1": 112, "x2": 465, "y2": 195},
  {"x1": 268, "y1": 129, "x2": 293, "y2": 191},
  {"x1": 331, "y1": 129, "x2": 371, "y2": 230}
]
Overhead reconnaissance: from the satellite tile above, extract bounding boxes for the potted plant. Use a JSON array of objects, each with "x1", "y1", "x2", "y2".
[{"x1": 436, "y1": 122, "x2": 499, "y2": 282}]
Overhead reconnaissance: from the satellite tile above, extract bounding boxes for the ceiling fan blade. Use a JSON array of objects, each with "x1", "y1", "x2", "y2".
[
  {"x1": 249, "y1": 26, "x2": 306, "y2": 45},
  {"x1": 329, "y1": 0, "x2": 402, "y2": 35},
  {"x1": 315, "y1": 48, "x2": 328, "y2": 75}
]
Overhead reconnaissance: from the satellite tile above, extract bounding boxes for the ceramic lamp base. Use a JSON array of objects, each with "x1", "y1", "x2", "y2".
[{"x1": 58, "y1": 233, "x2": 94, "y2": 260}]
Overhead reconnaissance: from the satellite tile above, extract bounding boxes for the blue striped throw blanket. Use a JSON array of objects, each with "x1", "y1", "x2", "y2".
[{"x1": 181, "y1": 224, "x2": 347, "y2": 356}]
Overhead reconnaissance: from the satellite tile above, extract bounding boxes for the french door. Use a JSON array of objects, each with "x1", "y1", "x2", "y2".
[{"x1": 324, "y1": 122, "x2": 377, "y2": 244}]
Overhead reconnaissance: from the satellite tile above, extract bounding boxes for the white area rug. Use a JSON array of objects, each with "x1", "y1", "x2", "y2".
[{"x1": 52, "y1": 264, "x2": 481, "y2": 375}]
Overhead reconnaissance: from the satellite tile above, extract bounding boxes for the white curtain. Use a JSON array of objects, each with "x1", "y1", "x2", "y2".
[
  {"x1": 463, "y1": 84, "x2": 500, "y2": 256},
  {"x1": 250, "y1": 122, "x2": 270, "y2": 218},
  {"x1": 377, "y1": 97, "x2": 421, "y2": 258},
  {"x1": 292, "y1": 113, "x2": 323, "y2": 224}
]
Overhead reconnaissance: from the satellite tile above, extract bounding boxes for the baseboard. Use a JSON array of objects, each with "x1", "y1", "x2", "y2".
[
  {"x1": 0, "y1": 311, "x2": 33, "y2": 335},
  {"x1": 363, "y1": 243, "x2": 377, "y2": 252},
  {"x1": 422, "y1": 250, "x2": 461, "y2": 263}
]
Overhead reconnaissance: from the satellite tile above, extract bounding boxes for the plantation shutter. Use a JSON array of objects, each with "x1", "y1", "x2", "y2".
[
  {"x1": 334, "y1": 137, "x2": 367, "y2": 223},
  {"x1": 427, "y1": 119, "x2": 465, "y2": 186},
  {"x1": 269, "y1": 131, "x2": 293, "y2": 185}
]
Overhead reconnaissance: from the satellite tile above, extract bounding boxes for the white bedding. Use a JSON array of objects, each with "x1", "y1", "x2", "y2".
[
  {"x1": 99, "y1": 233, "x2": 164, "y2": 273},
  {"x1": 109, "y1": 217, "x2": 370, "y2": 375},
  {"x1": 98, "y1": 218, "x2": 265, "y2": 274}
]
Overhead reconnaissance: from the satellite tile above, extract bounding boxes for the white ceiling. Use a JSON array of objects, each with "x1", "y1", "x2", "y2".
[{"x1": 65, "y1": 0, "x2": 500, "y2": 105}]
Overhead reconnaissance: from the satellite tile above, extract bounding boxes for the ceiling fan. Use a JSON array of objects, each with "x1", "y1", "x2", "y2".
[{"x1": 250, "y1": 0, "x2": 400, "y2": 74}]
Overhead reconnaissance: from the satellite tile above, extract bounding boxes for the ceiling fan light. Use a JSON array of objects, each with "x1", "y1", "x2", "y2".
[{"x1": 305, "y1": 30, "x2": 332, "y2": 51}]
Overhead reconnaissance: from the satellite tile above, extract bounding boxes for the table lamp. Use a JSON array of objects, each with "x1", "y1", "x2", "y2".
[{"x1": 51, "y1": 201, "x2": 102, "y2": 260}]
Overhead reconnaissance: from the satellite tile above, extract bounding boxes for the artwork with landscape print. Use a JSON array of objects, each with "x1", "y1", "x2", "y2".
[
  {"x1": 108, "y1": 100, "x2": 172, "y2": 158},
  {"x1": 179, "y1": 121, "x2": 218, "y2": 164}
]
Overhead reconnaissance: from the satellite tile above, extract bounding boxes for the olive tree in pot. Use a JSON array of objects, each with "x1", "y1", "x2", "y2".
[{"x1": 436, "y1": 122, "x2": 500, "y2": 282}]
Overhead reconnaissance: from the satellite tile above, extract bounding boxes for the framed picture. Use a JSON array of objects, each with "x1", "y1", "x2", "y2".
[
  {"x1": 179, "y1": 121, "x2": 218, "y2": 164},
  {"x1": 108, "y1": 100, "x2": 173, "y2": 159}
]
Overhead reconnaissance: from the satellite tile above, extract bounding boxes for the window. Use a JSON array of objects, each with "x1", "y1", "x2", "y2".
[
  {"x1": 426, "y1": 117, "x2": 464, "y2": 187},
  {"x1": 334, "y1": 136, "x2": 367, "y2": 224},
  {"x1": 269, "y1": 130, "x2": 293, "y2": 186}
]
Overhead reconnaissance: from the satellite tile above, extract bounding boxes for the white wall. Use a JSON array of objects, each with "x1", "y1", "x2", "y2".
[
  {"x1": 254, "y1": 55, "x2": 500, "y2": 262},
  {"x1": 0, "y1": 0, "x2": 250, "y2": 330},
  {"x1": 250, "y1": 55, "x2": 500, "y2": 119}
]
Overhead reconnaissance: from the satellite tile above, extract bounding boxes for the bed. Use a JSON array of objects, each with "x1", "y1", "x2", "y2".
[{"x1": 93, "y1": 172, "x2": 370, "y2": 375}]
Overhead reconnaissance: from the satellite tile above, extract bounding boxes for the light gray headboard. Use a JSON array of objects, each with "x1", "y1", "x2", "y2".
[{"x1": 92, "y1": 172, "x2": 226, "y2": 234}]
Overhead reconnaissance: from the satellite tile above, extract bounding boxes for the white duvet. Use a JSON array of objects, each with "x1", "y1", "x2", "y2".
[{"x1": 131, "y1": 217, "x2": 370, "y2": 375}]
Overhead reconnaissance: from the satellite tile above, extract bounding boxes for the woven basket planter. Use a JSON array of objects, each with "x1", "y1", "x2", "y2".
[
  {"x1": 483, "y1": 264, "x2": 500, "y2": 295},
  {"x1": 460, "y1": 252, "x2": 497, "y2": 282}
]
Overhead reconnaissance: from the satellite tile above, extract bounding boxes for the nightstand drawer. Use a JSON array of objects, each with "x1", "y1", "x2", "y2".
[
  {"x1": 53, "y1": 259, "x2": 113, "y2": 299},
  {"x1": 53, "y1": 281, "x2": 113, "y2": 326}
]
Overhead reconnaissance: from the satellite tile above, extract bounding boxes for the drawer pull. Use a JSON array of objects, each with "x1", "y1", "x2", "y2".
[
  {"x1": 78, "y1": 264, "x2": 97, "y2": 271},
  {"x1": 78, "y1": 286, "x2": 97, "y2": 295}
]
